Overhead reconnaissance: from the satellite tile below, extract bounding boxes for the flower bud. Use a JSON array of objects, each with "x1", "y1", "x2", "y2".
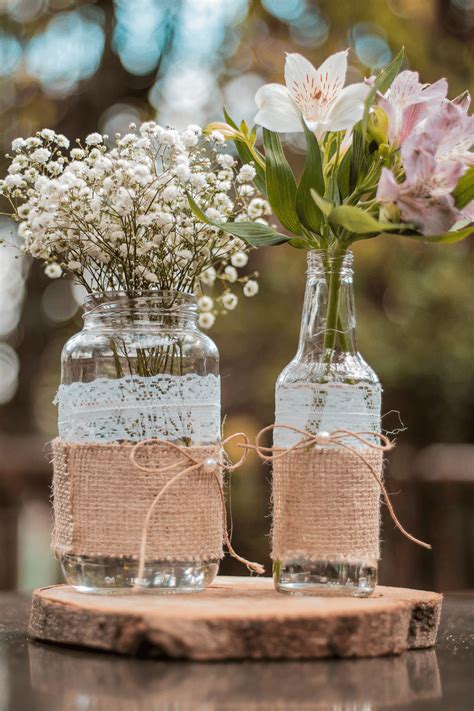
[
  {"x1": 203, "y1": 122, "x2": 241, "y2": 140},
  {"x1": 368, "y1": 107, "x2": 389, "y2": 145},
  {"x1": 379, "y1": 202, "x2": 400, "y2": 224}
]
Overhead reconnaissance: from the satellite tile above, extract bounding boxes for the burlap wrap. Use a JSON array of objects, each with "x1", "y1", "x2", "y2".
[
  {"x1": 51, "y1": 438, "x2": 224, "y2": 561},
  {"x1": 272, "y1": 447, "x2": 383, "y2": 564}
]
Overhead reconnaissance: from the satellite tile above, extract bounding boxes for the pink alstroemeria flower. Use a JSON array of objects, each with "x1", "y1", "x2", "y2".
[
  {"x1": 435, "y1": 95, "x2": 474, "y2": 167},
  {"x1": 378, "y1": 70, "x2": 447, "y2": 147},
  {"x1": 377, "y1": 102, "x2": 474, "y2": 235},
  {"x1": 254, "y1": 50, "x2": 370, "y2": 140}
]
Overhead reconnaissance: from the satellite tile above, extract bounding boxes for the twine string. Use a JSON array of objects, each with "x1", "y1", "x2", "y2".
[
  {"x1": 248, "y1": 424, "x2": 431, "y2": 551},
  {"x1": 129, "y1": 432, "x2": 265, "y2": 585}
]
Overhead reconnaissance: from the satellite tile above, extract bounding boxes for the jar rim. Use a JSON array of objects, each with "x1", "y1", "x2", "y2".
[{"x1": 82, "y1": 289, "x2": 197, "y2": 315}]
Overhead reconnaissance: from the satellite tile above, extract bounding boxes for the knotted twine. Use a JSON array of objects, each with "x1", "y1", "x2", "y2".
[
  {"x1": 51, "y1": 433, "x2": 264, "y2": 582},
  {"x1": 250, "y1": 425, "x2": 430, "y2": 565}
]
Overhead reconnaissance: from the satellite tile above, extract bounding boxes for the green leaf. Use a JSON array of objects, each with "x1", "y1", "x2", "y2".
[
  {"x1": 350, "y1": 124, "x2": 370, "y2": 192},
  {"x1": 295, "y1": 123, "x2": 324, "y2": 233},
  {"x1": 213, "y1": 220, "x2": 290, "y2": 246},
  {"x1": 361, "y1": 47, "x2": 405, "y2": 138},
  {"x1": 289, "y1": 237, "x2": 310, "y2": 249},
  {"x1": 223, "y1": 106, "x2": 239, "y2": 130},
  {"x1": 394, "y1": 225, "x2": 473, "y2": 244},
  {"x1": 328, "y1": 205, "x2": 405, "y2": 234},
  {"x1": 337, "y1": 147, "x2": 351, "y2": 199},
  {"x1": 240, "y1": 119, "x2": 249, "y2": 135},
  {"x1": 187, "y1": 193, "x2": 288, "y2": 246},
  {"x1": 326, "y1": 170, "x2": 341, "y2": 206},
  {"x1": 310, "y1": 188, "x2": 333, "y2": 217},
  {"x1": 453, "y1": 167, "x2": 474, "y2": 209},
  {"x1": 263, "y1": 128, "x2": 301, "y2": 234}
]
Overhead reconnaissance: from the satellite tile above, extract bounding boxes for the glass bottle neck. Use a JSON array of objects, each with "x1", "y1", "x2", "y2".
[
  {"x1": 82, "y1": 290, "x2": 198, "y2": 330},
  {"x1": 297, "y1": 250, "x2": 357, "y2": 358}
]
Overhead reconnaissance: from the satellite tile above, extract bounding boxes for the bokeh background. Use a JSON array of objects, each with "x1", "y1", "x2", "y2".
[{"x1": 0, "y1": 0, "x2": 473, "y2": 593}]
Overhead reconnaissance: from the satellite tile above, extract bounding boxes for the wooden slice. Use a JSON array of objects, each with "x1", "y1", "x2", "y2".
[{"x1": 28, "y1": 576, "x2": 442, "y2": 660}]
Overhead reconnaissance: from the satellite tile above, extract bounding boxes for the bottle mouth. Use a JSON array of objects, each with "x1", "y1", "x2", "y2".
[
  {"x1": 307, "y1": 249, "x2": 353, "y2": 275},
  {"x1": 82, "y1": 289, "x2": 197, "y2": 317}
]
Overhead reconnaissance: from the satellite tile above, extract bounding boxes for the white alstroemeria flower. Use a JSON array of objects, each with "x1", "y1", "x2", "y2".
[{"x1": 254, "y1": 51, "x2": 370, "y2": 139}]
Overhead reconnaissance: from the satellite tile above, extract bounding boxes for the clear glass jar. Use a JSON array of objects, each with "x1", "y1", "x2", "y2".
[
  {"x1": 56, "y1": 290, "x2": 221, "y2": 593},
  {"x1": 274, "y1": 250, "x2": 381, "y2": 596}
]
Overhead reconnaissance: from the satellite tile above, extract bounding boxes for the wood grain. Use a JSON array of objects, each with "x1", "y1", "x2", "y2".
[{"x1": 28, "y1": 576, "x2": 442, "y2": 660}]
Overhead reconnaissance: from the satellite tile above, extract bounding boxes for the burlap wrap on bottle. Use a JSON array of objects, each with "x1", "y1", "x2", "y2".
[
  {"x1": 51, "y1": 438, "x2": 224, "y2": 561},
  {"x1": 272, "y1": 447, "x2": 383, "y2": 564}
]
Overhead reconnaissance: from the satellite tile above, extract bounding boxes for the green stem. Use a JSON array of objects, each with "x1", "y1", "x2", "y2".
[
  {"x1": 111, "y1": 341, "x2": 125, "y2": 378},
  {"x1": 322, "y1": 246, "x2": 346, "y2": 369}
]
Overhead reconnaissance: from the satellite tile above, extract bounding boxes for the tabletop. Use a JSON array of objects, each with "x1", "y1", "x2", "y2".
[{"x1": 1, "y1": 590, "x2": 473, "y2": 711}]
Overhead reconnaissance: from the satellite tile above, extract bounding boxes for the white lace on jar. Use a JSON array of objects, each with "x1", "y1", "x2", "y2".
[{"x1": 55, "y1": 373, "x2": 221, "y2": 444}]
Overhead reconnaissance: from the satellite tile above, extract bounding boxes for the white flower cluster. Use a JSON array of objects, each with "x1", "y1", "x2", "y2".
[{"x1": 1, "y1": 124, "x2": 270, "y2": 326}]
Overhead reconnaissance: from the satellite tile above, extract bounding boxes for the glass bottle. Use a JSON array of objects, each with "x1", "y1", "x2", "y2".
[
  {"x1": 274, "y1": 250, "x2": 381, "y2": 596},
  {"x1": 56, "y1": 290, "x2": 221, "y2": 593}
]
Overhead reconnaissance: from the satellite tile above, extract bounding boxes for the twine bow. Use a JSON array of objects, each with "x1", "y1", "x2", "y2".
[
  {"x1": 129, "y1": 432, "x2": 265, "y2": 585},
  {"x1": 251, "y1": 424, "x2": 431, "y2": 551}
]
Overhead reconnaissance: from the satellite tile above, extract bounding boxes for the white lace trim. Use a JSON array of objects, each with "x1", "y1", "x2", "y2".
[
  {"x1": 55, "y1": 374, "x2": 221, "y2": 444},
  {"x1": 275, "y1": 382, "x2": 381, "y2": 448}
]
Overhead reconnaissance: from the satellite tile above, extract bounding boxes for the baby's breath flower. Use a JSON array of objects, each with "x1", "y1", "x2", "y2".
[
  {"x1": 5, "y1": 174, "x2": 24, "y2": 188},
  {"x1": 210, "y1": 130, "x2": 225, "y2": 144},
  {"x1": 11, "y1": 137, "x2": 26, "y2": 151},
  {"x1": 2, "y1": 121, "x2": 265, "y2": 325},
  {"x1": 217, "y1": 154, "x2": 235, "y2": 169},
  {"x1": 243, "y1": 279, "x2": 259, "y2": 297},
  {"x1": 201, "y1": 267, "x2": 216, "y2": 286},
  {"x1": 40, "y1": 128, "x2": 55, "y2": 140},
  {"x1": 56, "y1": 134, "x2": 70, "y2": 148},
  {"x1": 231, "y1": 251, "x2": 248, "y2": 268},
  {"x1": 182, "y1": 130, "x2": 199, "y2": 147},
  {"x1": 221, "y1": 292, "x2": 238, "y2": 310},
  {"x1": 224, "y1": 265, "x2": 238, "y2": 283},
  {"x1": 44, "y1": 263, "x2": 62, "y2": 279},
  {"x1": 238, "y1": 164, "x2": 256, "y2": 182},
  {"x1": 85, "y1": 133, "x2": 103, "y2": 146},
  {"x1": 198, "y1": 295, "x2": 214, "y2": 312},
  {"x1": 144, "y1": 270, "x2": 159, "y2": 283},
  {"x1": 248, "y1": 197, "x2": 271, "y2": 219},
  {"x1": 199, "y1": 312, "x2": 216, "y2": 329}
]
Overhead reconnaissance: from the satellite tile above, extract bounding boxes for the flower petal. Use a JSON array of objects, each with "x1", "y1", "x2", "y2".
[
  {"x1": 284, "y1": 53, "x2": 321, "y2": 117},
  {"x1": 431, "y1": 103, "x2": 474, "y2": 165},
  {"x1": 254, "y1": 83, "x2": 302, "y2": 133},
  {"x1": 452, "y1": 91, "x2": 471, "y2": 112},
  {"x1": 376, "y1": 168, "x2": 400, "y2": 203},
  {"x1": 430, "y1": 160, "x2": 464, "y2": 195},
  {"x1": 388, "y1": 71, "x2": 422, "y2": 108},
  {"x1": 398, "y1": 194, "x2": 459, "y2": 235},
  {"x1": 420, "y1": 78, "x2": 448, "y2": 103},
  {"x1": 317, "y1": 50, "x2": 348, "y2": 105},
  {"x1": 401, "y1": 143, "x2": 437, "y2": 187},
  {"x1": 383, "y1": 73, "x2": 447, "y2": 146},
  {"x1": 325, "y1": 82, "x2": 370, "y2": 132}
]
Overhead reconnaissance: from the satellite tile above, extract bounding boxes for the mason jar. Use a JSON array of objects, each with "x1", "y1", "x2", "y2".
[{"x1": 53, "y1": 290, "x2": 221, "y2": 593}]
